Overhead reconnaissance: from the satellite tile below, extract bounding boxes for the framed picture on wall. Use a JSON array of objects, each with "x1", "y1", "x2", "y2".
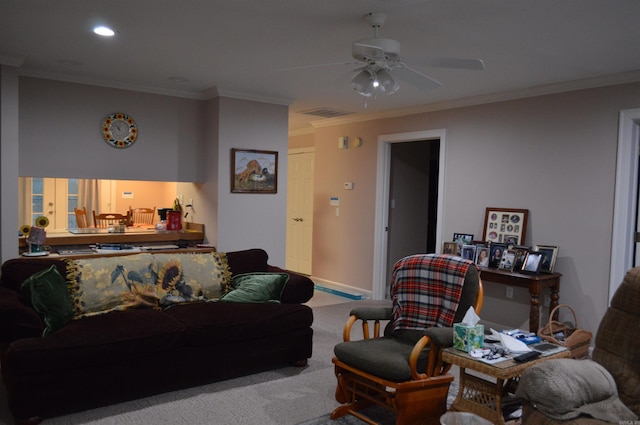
[
  {"x1": 231, "y1": 148, "x2": 278, "y2": 193},
  {"x1": 483, "y1": 207, "x2": 529, "y2": 246}
]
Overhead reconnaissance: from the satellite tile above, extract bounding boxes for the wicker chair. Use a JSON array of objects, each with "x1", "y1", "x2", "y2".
[
  {"x1": 517, "y1": 266, "x2": 640, "y2": 423},
  {"x1": 331, "y1": 254, "x2": 484, "y2": 425}
]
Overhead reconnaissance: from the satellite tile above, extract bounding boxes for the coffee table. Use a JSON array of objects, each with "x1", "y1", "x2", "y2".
[{"x1": 442, "y1": 347, "x2": 571, "y2": 425}]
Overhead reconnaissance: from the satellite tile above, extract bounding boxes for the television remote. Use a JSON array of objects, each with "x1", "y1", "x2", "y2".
[{"x1": 514, "y1": 351, "x2": 541, "y2": 363}]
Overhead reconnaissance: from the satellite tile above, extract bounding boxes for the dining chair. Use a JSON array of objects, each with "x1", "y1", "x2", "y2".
[
  {"x1": 129, "y1": 206, "x2": 156, "y2": 225},
  {"x1": 73, "y1": 207, "x2": 91, "y2": 228},
  {"x1": 92, "y1": 211, "x2": 130, "y2": 228}
]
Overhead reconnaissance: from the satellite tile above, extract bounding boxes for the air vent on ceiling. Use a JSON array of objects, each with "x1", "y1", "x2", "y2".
[{"x1": 300, "y1": 108, "x2": 354, "y2": 119}]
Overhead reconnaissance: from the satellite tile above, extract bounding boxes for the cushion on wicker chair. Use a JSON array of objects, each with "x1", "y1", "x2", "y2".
[{"x1": 334, "y1": 337, "x2": 428, "y2": 382}]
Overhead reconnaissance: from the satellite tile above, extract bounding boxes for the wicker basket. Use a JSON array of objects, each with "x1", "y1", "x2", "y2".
[{"x1": 537, "y1": 304, "x2": 592, "y2": 359}]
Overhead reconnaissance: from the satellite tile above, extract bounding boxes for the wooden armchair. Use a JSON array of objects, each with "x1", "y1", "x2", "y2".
[
  {"x1": 129, "y1": 206, "x2": 156, "y2": 225},
  {"x1": 73, "y1": 207, "x2": 91, "y2": 228},
  {"x1": 92, "y1": 211, "x2": 130, "y2": 228},
  {"x1": 331, "y1": 254, "x2": 484, "y2": 425}
]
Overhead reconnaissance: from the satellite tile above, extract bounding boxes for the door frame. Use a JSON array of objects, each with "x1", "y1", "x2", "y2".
[
  {"x1": 611, "y1": 108, "x2": 640, "y2": 301},
  {"x1": 372, "y1": 129, "x2": 446, "y2": 300}
]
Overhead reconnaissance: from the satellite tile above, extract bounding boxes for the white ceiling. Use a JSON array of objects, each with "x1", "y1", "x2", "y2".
[{"x1": 2, "y1": 0, "x2": 640, "y2": 131}]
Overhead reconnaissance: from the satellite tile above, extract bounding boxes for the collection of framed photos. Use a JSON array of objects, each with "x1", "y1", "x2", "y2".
[{"x1": 443, "y1": 208, "x2": 559, "y2": 274}]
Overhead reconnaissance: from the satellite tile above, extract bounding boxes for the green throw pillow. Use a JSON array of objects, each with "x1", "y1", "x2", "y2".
[
  {"x1": 220, "y1": 272, "x2": 289, "y2": 303},
  {"x1": 20, "y1": 265, "x2": 74, "y2": 336}
]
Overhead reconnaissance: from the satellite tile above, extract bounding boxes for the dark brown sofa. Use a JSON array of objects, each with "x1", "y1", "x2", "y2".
[{"x1": 0, "y1": 248, "x2": 314, "y2": 424}]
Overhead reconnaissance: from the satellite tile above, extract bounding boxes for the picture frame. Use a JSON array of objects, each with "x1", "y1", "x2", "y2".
[
  {"x1": 442, "y1": 241, "x2": 459, "y2": 255},
  {"x1": 231, "y1": 148, "x2": 278, "y2": 193},
  {"x1": 483, "y1": 207, "x2": 529, "y2": 246},
  {"x1": 521, "y1": 251, "x2": 544, "y2": 274},
  {"x1": 499, "y1": 249, "x2": 517, "y2": 271},
  {"x1": 475, "y1": 245, "x2": 490, "y2": 267},
  {"x1": 535, "y1": 244, "x2": 559, "y2": 273},
  {"x1": 453, "y1": 233, "x2": 474, "y2": 245},
  {"x1": 489, "y1": 242, "x2": 507, "y2": 268},
  {"x1": 512, "y1": 246, "x2": 531, "y2": 271},
  {"x1": 461, "y1": 244, "x2": 477, "y2": 262}
]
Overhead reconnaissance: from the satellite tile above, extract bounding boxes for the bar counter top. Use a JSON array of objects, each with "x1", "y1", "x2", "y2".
[{"x1": 19, "y1": 223, "x2": 205, "y2": 252}]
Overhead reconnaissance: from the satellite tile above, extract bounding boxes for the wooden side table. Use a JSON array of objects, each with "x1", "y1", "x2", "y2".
[
  {"x1": 478, "y1": 267, "x2": 562, "y2": 332},
  {"x1": 442, "y1": 347, "x2": 571, "y2": 425}
]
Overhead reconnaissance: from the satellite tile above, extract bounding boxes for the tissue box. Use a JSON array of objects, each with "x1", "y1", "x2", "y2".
[{"x1": 453, "y1": 324, "x2": 485, "y2": 352}]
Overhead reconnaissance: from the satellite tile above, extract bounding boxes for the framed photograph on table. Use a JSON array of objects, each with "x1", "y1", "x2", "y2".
[
  {"x1": 521, "y1": 251, "x2": 544, "y2": 274},
  {"x1": 442, "y1": 241, "x2": 459, "y2": 255},
  {"x1": 489, "y1": 242, "x2": 507, "y2": 268},
  {"x1": 535, "y1": 245, "x2": 559, "y2": 273},
  {"x1": 483, "y1": 208, "x2": 529, "y2": 245},
  {"x1": 453, "y1": 233, "x2": 474, "y2": 245},
  {"x1": 231, "y1": 148, "x2": 278, "y2": 193},
  {"x1": 475, "y1": 245, "x2": 490, "y2": 267},
  {"x1": 461, "y1": 244, "x2": 477, "y2": 262},
  {"x1": 499, "y1": 249, "x2": 517, "y2": 271}
]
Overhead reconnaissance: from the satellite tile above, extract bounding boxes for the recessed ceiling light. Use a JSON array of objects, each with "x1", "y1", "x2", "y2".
[{"x1": 93, "y1": 26, "x2": 115, "y2": 37}]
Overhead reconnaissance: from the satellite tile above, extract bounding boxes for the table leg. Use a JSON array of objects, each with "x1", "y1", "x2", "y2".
[
  {"x1": 550, "y1": 282, "x2": 560, "y2": 321},
  {"x1": 529, "y1": 289, "x2": 540, "y2": 333}
]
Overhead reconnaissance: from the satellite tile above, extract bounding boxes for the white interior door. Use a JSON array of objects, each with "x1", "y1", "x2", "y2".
[{"x1": 286, "y1": 149, "x2": 314, "y2": 275}]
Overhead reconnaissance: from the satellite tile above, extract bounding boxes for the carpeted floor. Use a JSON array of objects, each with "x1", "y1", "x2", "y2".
[{"x1": 0, "y1": 300, "x2": 482, "y2": 425}]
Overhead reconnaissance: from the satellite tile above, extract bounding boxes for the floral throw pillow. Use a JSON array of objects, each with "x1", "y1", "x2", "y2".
[
  {"x1": 151, "y1": 252, "x2": 231, "y2": 307},
  {"x1": 66, "y1": 254, "x2": 158, "y2": 319}
]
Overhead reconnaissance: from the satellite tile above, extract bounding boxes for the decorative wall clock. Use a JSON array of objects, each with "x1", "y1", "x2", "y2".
[{"x1": 101, "y1": 113, "x2": 138, "y2": 148}]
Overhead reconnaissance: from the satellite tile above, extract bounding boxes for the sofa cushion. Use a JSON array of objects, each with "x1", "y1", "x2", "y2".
[
  {"x1": 3, "y1": 309, "x2": 187, "y2": 375},
  {"x1": 152, "y1": 252, "x2": 231, "y2": 306},
  {"x1": 66, "y1": 254, "x2": 158, "y2": 318},
  {"x1": 164, "y1": 302, "x2": 313, "y2": 346},
  {"x1": 20, "y1": 265, "x2": 74, "y2": 336},
  {"x1": 220, "y1": 272, "x2": 289, "y2": 303}
]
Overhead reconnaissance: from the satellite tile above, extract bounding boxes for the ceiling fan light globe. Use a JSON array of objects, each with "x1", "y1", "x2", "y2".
[
  {"x1": 376, "y1": 69, "x2": 399, "y2": 95},
  {"x1": 351, "y1": 70, "x2": 375, "y2": 97}
]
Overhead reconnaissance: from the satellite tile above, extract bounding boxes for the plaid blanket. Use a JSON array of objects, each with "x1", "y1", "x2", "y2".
[{"x1": 391, "y1": 254, "x2": 472, "y2": 332}]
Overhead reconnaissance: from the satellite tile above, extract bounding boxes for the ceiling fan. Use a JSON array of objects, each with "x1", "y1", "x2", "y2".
[{"x1": 286, "y1": 12, "x2": 485, "y2": 99}]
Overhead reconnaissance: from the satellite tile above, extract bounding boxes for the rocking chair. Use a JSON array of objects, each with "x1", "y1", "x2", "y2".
[{"x1": 332, "y1": 253, "x2": 484, "y2": 425}]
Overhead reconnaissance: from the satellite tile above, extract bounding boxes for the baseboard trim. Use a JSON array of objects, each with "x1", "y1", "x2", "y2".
[{"x1": 311, "y1": 277, "x2": 370, "y2": 300}]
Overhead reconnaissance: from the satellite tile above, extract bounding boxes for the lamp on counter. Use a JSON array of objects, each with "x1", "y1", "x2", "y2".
[{"x1": 20, "y1": 215, "x2": 49, "y2": 256}]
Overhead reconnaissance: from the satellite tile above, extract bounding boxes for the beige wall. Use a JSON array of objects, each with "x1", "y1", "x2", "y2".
[
  {"x1": 294, "y1": 82, "x2": 640, "y2": 333},
  {"x1": 113, "y1": 180, "x2": 178, "y2": 220}
]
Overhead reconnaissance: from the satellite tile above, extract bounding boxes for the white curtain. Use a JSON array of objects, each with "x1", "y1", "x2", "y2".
[{"x1": 78, "y1": 179, "x2": 101, "y2": 225}]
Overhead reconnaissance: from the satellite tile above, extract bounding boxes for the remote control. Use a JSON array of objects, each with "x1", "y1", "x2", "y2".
[{"x1": 514, "y1": 351, "x2": 541, "y2": 363}]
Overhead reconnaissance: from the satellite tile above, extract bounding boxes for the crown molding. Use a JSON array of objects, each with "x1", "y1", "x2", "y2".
[
  {"x1": 19, "y1": 69, "x2": 207, "y2": 100},
  {"x1": 205, "y1": 86, "x2": 293, "y2": 106},
  {"x1": 288, "y1": 127, "x2": 316, "y2": 137}
]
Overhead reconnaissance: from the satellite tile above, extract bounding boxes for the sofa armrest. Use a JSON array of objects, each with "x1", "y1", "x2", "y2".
[
  {"x1": 266, "y1": 266, "x2": 314, "y2": 304},
  {"x1": 0, "y1": 286, "x2": 43, "y2": 343}
]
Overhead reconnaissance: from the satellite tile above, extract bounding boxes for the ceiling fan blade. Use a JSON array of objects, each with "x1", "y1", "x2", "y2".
[
  {"x1": 413, "y1": 57, "x2": 485, "y2": 70},
  {"x1": 277, "y1": 61, "x2": 359, "y2": 71},
  {"x1": 393, "y1": 65, "x2": 441, "y2": 91}
]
